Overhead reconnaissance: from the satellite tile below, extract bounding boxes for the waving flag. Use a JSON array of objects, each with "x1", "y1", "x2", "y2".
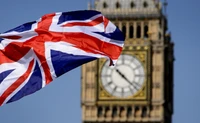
[{"x1": 0, "y1": 10, "x2": 124, "y2": 106}]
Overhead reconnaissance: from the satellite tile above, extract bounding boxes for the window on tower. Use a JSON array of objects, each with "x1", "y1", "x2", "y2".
[
  {"x1": 129, "y1": 25, "x2": 134, "y2": 38},
  {"x1": 134, "y1": 106, "x2": 140, "y2": 117},
  {"x1": 116, "y1": 2, "x2": 121, "y2": 9},
  {"x1": 112, "y1": 106, "x2": 118, "y2": 118},
  {"x1": 97, "y1": 106, "x2": 103, "y2": 117},
  {"x1": 127, "y1": 106, "x2": 132, "y2": 117},
  {"x1": 122, "y1": 25, "x2": 126, "y2": 38},
  {"x1": 103, "y1": 2, "x2": 107, "y2": 9},
  {"x1": 105, "y1": 106, "x2": 110, "y2": 117},
  {"x1": 143, "y1": 1, "x2": 148, "y2": 8},
  {"x1": 144, "y1": 25, "x2": 149, "y2": 38},
  {"x1": 120, "y1": 107, "x2": 125, "y2": 117},
  {"x1": 130, "y1": 1, "x2": 135, "y2": 8},
  {"x1": 141, "y1": 107, "x2": 148, "y2": 117},
  {"x1": 137, "y1": 24, "x2": 141, "y2": 38}
]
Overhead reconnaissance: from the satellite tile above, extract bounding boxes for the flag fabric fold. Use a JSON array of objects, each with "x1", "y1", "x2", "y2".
[{"x1": 0, "y1": 10, "x2": 124, "y2": 106}]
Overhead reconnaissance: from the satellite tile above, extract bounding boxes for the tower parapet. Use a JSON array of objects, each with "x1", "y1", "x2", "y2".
[{"x1": 89, "y1": 0, "x2": 163, "y2": 19}]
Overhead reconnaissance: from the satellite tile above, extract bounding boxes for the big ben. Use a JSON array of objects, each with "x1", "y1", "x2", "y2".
[{"x1": 81, "y1": 0, "x2": 174, "y2": 123}]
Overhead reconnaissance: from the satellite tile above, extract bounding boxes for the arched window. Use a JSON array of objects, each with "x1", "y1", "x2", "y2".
[
  {"x1": 127, "y1": 106, "x2": 132, "y2": 117},
  {"x1": 122, "y1": 25, "x2": 126, "y2": 38},
  {"x1": 129, "y1": 25, "x2": 134, "y2": 38},
  {"x1": 97, "y1": 106, "x2": 103, "y2": 117},
  {"x1": 143, "y1": 1, "x2": 148, "y2": 8},
  {"x1": 141, "y1": 107, "x2": 147, "y2": 117},
  {"x1": 136, "y1": 25, "x2": 141, "y2": 38},
  {"x1": 120, "y1": 107, "x2": 125, "y2": 117},
  {"x1": 130, "y1": 1, "x2": 135, "y2": 8},
  {"x1": 116, "y1": 2, "x2": 121, "y2": 9},
  {"x1": 103, "y1": 2, "x2": 107, "y2": 8},
  {"x1": 134, "y1": 106, "x2": 140, "y2": 117},
  {"x1": 144, "y1": 25, "x2": 149, "y2": 38},
  {"x1": 104, "y1": 107, "x2": 110, "y2": 117},
  {"x1": 112, "y1": 106, "x2": 118, "y2": 117}
]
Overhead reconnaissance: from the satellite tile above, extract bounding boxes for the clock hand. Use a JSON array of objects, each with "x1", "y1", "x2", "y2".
[
  {"x1": 116, "y1": 69, "x2": 139, "y2": 90},
  {"x1": 116, "y1": 69, "x2": 128, "y2": 81}
]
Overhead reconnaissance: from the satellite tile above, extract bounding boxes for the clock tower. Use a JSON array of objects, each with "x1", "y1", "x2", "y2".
[{"x1": 81, "y1": 0, "x2": 174, "y2": 123}]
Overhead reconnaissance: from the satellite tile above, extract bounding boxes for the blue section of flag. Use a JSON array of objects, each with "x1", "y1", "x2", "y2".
[
  {"x1": 94, "y1": 28, "x2": 125, "y2": 42},
  {"x1": 58, "y1": 10, "x2": 100, "y2": 25},
  {"x1": 5, "y1": 21, "x2": 36, "y2": 33},
  {"x1": 0, "y1": 69, "x2": 15, "y2": 84},
  {"x1": 51, "y1": 50, "x2": 97, "y2": 77},
  {"x1": 7, "y1": 62, "x2": 42, "y2": 103},
  {"x1": 0, "y1": 38, "x2": 3, "y2": 43}
]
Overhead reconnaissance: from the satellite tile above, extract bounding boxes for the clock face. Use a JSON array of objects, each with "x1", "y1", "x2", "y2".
[{"x1": 101, "y1": 54, "x2": 145, "y2": 98}]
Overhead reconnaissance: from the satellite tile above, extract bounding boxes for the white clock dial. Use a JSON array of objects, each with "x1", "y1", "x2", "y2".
[{"x1": 101, "y1": 54, "x2": 145, "y2": 98}]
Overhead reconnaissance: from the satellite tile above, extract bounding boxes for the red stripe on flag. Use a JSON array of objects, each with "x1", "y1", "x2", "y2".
[
  {"x1": 62, "y1": 16, "x2": 103, "y2": 27},
  {"x1": 32, "y1": 45, "x2": 53, "y2": 84},
  {"x1": 34, "y1": 14, "x2": 55, "y2": 84},
  {"x1": 0, "y1": 59, "x2": 34, "y2": 106},
  {"x1": 0, "y1": 42, "x2": 30, "y2": 64},
  {"x1": 103, "y1": 17, "x2": 109, "y2": 31},
  {"x1": 46, "y1": 32, "x2": 122, "y2": 60},
  {"x1": 37, "y1": 13, "x2": 56, "y2": 30}
]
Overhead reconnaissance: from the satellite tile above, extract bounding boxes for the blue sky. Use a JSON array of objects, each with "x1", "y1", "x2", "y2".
[{"x1": 0, "y1": 0, "x2": 200, "y2": 123}]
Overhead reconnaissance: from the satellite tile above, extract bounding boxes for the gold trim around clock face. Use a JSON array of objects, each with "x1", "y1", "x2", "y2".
[{"x1": 97, "y1": 45, "x2": 151, "y2": 103}]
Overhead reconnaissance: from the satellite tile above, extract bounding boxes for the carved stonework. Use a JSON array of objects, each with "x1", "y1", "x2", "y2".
[
  {"x1": 86, "y1": 83, "x2": 95, "y2": 89},
  {"x1": 153, "y1": 65, "x2": 161, "y2": 72},
  {"x1": 153, "y1": 82, "x2": 161, "y2": 88}
]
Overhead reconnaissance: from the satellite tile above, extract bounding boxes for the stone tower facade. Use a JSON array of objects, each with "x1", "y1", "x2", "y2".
[{"x1": 81, "y1": 0, "x2": 174, "y2": 123}]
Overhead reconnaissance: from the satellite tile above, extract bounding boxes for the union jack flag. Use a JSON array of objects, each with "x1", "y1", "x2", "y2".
[{"x1": 0, "y1": 10, "x2": 124, "y2": 106}]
